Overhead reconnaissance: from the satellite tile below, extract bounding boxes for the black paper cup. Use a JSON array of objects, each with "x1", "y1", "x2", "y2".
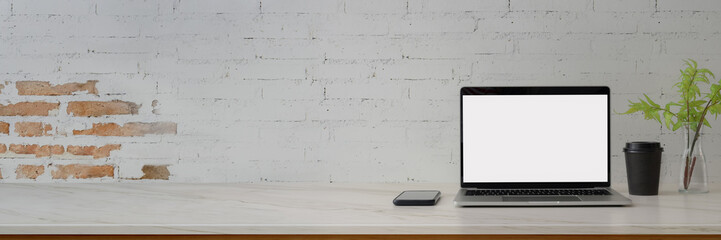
[{"x1": 624, "y1": 142, "x2": 663, "y2": 196}]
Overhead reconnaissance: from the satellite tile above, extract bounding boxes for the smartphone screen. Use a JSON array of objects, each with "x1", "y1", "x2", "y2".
[
  {"x1": 396, "y1": 191, "x2": 440, "y2": 200},
  {"x1": 393, "y1": 190, "x2": 440, "y2": 206}
]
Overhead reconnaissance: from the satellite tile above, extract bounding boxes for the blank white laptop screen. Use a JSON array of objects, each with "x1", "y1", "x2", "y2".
[{"x1": 462, "y1": 95, "x2": 608, "y2": 183}]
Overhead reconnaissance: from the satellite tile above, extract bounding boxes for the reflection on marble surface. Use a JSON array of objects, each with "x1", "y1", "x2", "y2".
[{"x1": 1, "y1": 183, "x2": 720, "y2": 234}]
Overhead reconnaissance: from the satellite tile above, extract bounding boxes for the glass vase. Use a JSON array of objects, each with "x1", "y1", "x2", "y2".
[{"x1": 679, "y1": 122, "x2": 709, "y2": 194}]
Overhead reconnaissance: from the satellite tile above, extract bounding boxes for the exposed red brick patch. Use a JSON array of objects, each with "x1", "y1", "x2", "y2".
[
  {"x1": 15, "y1": 122, "x2": 52, "y2": 137},
  {"x1": 0, "y1": 102, "x2": 60, "y2": 116},
  {"x1": 67, "y1": 100, "x2": 140, "y2": 117},
  {"x1": 140, "y1": 165, "x2": 170, "y2": 180},
  {"x1": 9, "y1": 144, "x2": 37, "y2": 155},
  {"x1": 66, "y1": 144, "x2": 121, "y2": 159},
  {"x1": 9, "y1": 144, "x2": 64, "y2": 157},
  {"x1": 0, "y1": 144, "x2": 6, "y2": 153},
  {"x1": 16, "y1": 165, "x2": 45, "y2": 179},
  {"x1": 52, "y1": 164, "x2": 114, "y2": 179},
  {"x1": 43, "y1": 145, "x2": 65, "y2": 156},
  {"x1": 66, "y1": 145, "x2": 94, "y2": 156},
  {"x1": 16, "y1": 80, "x2": 98, "y2": 96},
  {"x1": 0, "y1": 121, "x2": 8, "y2": 135},
  {"x1": 74, "y1": 122, "x2": 177, "y2": 136}
]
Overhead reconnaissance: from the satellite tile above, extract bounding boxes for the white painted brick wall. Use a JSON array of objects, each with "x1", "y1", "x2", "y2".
[
  {"x1": 518, "y1": 39, "x2": 591, "y2": 55},
  {"x1": 324, "y1": 37, "x2": 402, "y2": 59},
  {"x1": 261, "y1": 0, "x2": 343, "y2": 13},
  {"x1": 511, "y1": 0, "x2": 593, "y2": 12},
  {"x1": 95, "y1": 0, "x2": 166, "y2": 16},
  {"x1": 658, "y1": 0, "x2": 721, "y2": 11},
  {"x1": 390, "y1": 14, "x2": 476, "y2": 34},
  {"x1": 1, "y1": 0, "x2": 721, "y2": 184},
  {"x1": 175, "y1": 0, "x2": 260, "y2": 14},
  {"x1": 407, "y1": 0, "x2": 508, "y2": 13},
  {"x1": 345, "y1": 0, "x2": 406, "y2": 14},
  {"x1": 12, "y1": 0, "x2": 95, "y2": 15},
  {"x1": 0, "y1": 0, "x2": 10, "y2": 15},
  {"x1": 594, "y1": 0, "x2": 655, "y2": 12}
]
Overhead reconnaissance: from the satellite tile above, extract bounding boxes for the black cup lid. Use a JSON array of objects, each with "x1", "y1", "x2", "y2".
[{"x1": 624, "y1": 141, "x2": 663, "y2": 152}]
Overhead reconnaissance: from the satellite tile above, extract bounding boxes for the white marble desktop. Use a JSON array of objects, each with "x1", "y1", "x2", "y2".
[{"x1": 1, "y1": 183, "x2": 720, "y2": 234}]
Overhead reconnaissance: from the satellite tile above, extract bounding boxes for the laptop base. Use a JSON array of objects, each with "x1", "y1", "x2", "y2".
[{"x1": 454, "y1": 188, "x2": 632, "y2": 207}]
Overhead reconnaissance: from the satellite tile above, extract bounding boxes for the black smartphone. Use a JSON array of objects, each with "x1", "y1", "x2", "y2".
[{"x1": 393, "y1": 190, "x2": 441, "y2": 206}]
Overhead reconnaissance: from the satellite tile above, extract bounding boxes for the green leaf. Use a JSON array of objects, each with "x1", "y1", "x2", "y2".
[
  {"x1": 673, "y1": 121, "x2": 683, "y2": 131},
  {"x1": 711, "y1": 84, "x2": 721, "y2": 94},
  {"x1": 683, "y1": 59, "x2": 692, "y2": 69},
  {"x1": 706, "y1": 93, "x2": 715, "y2": 100},
  {"x1": 710, "y1": 84, "x2": 721, "y2": 101},
  {"x1": 663, "y1": 111, "x2": 673, "y2": 129},
  {"x1": 680, "y1": 79, "x2": 692, "y2": 97},
  {"x1": 691, "y1": 84, "x2": 701, "y2": 97},
  {"x1": 644, "y1": 94, "x2": 660, "y2": 108},
  {"x1": 685, "y1": 67, "x2": 696, "y2": 77},
  {"x1": 682, "y1": 72, "x2": 692, "y2": 82},
  {"x1": 619, "y1": 105, "x2": 640, "y2": 115},
  {"x1": 691, "y1": 100, "x2": 707, "y2": 110},
  {"x1": 648, "y1": 109, "x2": 661, "y2": 123},
  {"x1": 710, "y1": 103, "x2": 721, "y2": 113},
  {"x1": 618, "y1": 100, "x2": 645, "y2": 115},
  {"x1": 704, "y1": 118, "x2": 711, "y2": 128},
  {"x1": 695, "y1": 75, "x2": 709, "y2": 84},
  {"x1": 698, "y1": 68, "x2": 715, "y2": 79},
  {"x1": 709, "y1": 103, "x2": 721, "y2": 119},
  {"x1": 678, "y1": 110, "x2": 688, "y2": 123}
]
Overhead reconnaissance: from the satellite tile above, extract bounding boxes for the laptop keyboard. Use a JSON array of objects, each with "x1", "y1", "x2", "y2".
[{"x1": 465, "y1": 189, "x2": 611, "y2": 196}]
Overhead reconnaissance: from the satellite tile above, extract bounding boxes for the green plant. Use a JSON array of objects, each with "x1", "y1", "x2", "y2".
[{"x1": 620, "y1": 59, "x2": 720, "y2": 190}]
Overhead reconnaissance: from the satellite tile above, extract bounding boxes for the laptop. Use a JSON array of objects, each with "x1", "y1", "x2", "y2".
[{"x1": 454, "y1": 86, "x2": 632, "y2": 206}]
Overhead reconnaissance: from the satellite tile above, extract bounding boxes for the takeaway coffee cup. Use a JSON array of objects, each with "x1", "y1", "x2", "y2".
[{"x1": 623, "y1": 142, "x2": 663, "y2": 195}]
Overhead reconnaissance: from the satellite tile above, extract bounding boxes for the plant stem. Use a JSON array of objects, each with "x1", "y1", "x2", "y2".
[
  {"x1": 684, "y1": 98, "x2": 717, "y2": 189},
  {"x1": 684, "y1": 155, "x2": 690, "y2": 189},
  {"x1": 689, "y1": 156, "x2": 697, "y2": 188},
  {"x1": 685, "y1": 70, "x2": 698, "y2": 149}
]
